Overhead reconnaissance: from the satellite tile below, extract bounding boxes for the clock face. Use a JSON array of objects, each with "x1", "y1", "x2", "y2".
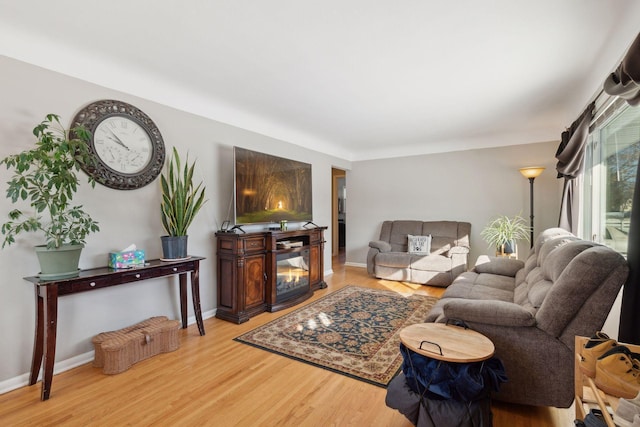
[
  {"x1": 71, "y1": 100, "x2": 165, "y2": 190},
  {"x1": 94, "y1": 116, "x2": 153, "y2": 174}
]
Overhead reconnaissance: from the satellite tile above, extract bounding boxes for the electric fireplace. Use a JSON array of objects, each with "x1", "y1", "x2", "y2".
[{"x1": 276, "y1": 249, "x2": 310, "y2": 302}]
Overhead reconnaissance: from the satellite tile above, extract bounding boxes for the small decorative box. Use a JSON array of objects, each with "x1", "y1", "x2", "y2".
[{"x1": 108, "y1": 250, "x2": 145, "y2": 269}]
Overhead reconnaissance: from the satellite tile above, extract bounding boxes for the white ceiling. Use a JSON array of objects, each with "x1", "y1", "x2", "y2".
[{"x1": 1, "y1": 1, "x2": 640, "y2": 161}]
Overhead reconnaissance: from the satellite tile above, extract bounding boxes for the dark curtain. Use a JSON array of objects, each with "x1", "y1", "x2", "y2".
[
  {"x1": 555, "y1": 103, "x2": 595, "y2": 233},
  {"x1": 609, "y1": 32, "x2": 640, "y2": 344},
  {"x1": 603, "y1": 32, "x2": 640, "y2": 107},
  {"x1": 621, "y1": 160, "x2": 640, "y2": 344}
]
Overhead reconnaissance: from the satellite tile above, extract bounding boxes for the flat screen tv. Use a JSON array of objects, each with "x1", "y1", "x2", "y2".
[{"x1": 234, "y1": 147, "x2": 313, "y2": 225}]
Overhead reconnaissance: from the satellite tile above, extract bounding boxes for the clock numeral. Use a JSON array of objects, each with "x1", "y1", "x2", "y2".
[
  {"x1": 108, "y1": 121, "x2": 116, "y2": 129},
  {"x1": 120, "y1": 121, "x2": 128, "y2": 129},
  {"x1": 95, "y1": 139, "x2": 104, "y2": 145}
]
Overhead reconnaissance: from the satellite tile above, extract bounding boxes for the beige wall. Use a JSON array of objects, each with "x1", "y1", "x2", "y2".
[
  {"x1": 0, "y1": 56, "x2": 350, "y2": 391},
  {"x1": 1, "y1": 54, "x2": 612, "y2": 393},
  {"x1": 346, "y1": 142, "x2": 563, "y2": 266}
]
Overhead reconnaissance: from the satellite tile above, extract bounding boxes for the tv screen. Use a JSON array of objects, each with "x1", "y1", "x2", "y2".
[{"x1": 234, "y1": 147, "x2": 313, "y2": 225}]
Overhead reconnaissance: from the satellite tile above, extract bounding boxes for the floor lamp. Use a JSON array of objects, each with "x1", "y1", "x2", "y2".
[{"x1": 519, "y1": 167, "x2": 545, "y2": 248}]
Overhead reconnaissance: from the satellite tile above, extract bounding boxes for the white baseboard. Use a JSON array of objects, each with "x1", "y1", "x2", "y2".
[
  {"x1": 0, "y1": 309, "x2": 217, "y2": 396},
  {"x1": 0, "y1": 372, "x2": 33, "y2": 396},
  {"x1": 0, "y1": 350, "x2": 98, "y2": 396},
  {"x1": 344, "y1": 261, "x2": 366, "y2": 268}
]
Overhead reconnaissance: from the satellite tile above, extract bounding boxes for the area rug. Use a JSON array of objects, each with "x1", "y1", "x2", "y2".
[{"x1": 234, "y1": 285, "x2": 438, "y2": 387}]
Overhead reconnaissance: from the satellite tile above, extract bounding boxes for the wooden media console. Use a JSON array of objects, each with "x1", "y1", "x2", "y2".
[{"x1": 215, "y1": 227, "x2": 327, "y2": 323}]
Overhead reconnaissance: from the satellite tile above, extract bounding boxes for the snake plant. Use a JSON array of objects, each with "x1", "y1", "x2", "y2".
[{"x1": 160, "y1": 147, "x2": 206, "y2": 236}]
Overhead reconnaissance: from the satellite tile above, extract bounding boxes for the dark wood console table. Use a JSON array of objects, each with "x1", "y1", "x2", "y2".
[{"x1": 23, "y1": 256, "x2": 205, "y2": 401}]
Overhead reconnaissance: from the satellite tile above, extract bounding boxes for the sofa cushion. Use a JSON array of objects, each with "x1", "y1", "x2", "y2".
[
  {"x1": 512, "y1": 238, "x2": 589, "y2": 308},
  {"x1": 431, "y1": 236, "x2": 452, "y2": 256},
  {"x1": 442, "y1": 299, "x2": 537, "y2": 327},
  {"x1": 421, "y1": 221, "x2": 471, "y2": 250},
  {"x1": 386, "y1": 221, "x2": 424, "y2": 252},
  {"x1": 537, "y1": 236, "x2": 580, "y2": 270},
  {"x1": 375, "y1": 252, "x2": 411, "y2": 268},
  {"x1": 514, "y1": 267, "x2": 544, "y2": 305},
  {"x1": 527, "y1": 280, "x2": 553, "y2": 308},
  {"x1": 514, "y1": 268, "x2": 526, "y2": 287},
  {"x1": 474, "y1": 257, "x2": 524, "y2": 277},
  {"x1": 474, "y1": 274, "x2": 516, "y2": 294},
  {"x1": 411, "y1": 270, "x2": 452, "y2": 287},
  {"x1": 536, "y1": 243, "x2": 618, "y2": 337},
  {"x1": 374, "y1": 265, "x2": 412, "y2": 282},
  {"x1": 441, "y1": 286, "x2": 500, "y2": 303},
  {"x1": 533, "y1": 228, "x2": 575, "y2": 255},
  {"x1": 518, "y1": 228, "x2": 575, "y2": 283},
  {"x1": 407, "y1": 234, "x2": 431, "y2": 254},
  {"x1": 410, "y1": 254, "x2": 450, "y2": 271},
  {"x1": 519, "y1": 256, "x2": 538, "y2": 286},
  {"x1": 440, "y1": 272, "x2": 514, "y2": 302},
  {"x1": 542, "y1": 239, "x2": 595, "y2": 283},
  {"x1": 513, "y1": 236, "x2": 580, "y2": 306}
]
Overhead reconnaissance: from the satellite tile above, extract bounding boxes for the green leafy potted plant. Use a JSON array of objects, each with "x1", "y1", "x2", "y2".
[
  {"x1": 160, "y1": 147, "x2": 206, "y2": 259},
  {"x1": 480, "y1": 214, "x2": 530, "y2": 255},
  {"x1": 1, "y1": 114, "x2": 100, "y2": 279}
]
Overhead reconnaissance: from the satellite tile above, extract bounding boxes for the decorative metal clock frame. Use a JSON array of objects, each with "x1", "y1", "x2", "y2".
[{"x1": 70, "y1": 99, "x2": 166, "y2": 190}]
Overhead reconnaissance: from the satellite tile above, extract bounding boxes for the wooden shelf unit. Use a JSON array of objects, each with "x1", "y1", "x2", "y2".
[
  {"x1": 575, "y1": 336, "x2": 640, "y2": 427},
  {"x1": 215, "y1": 227, "x2": 327, "y2": 323}
]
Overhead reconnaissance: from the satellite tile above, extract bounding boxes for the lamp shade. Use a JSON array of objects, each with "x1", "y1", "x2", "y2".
[{"x1": 519, "y1": 166, "x2": 545, "y2": 179}]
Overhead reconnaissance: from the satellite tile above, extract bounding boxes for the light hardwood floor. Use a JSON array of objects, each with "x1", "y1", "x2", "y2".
[{"x1": 0, "y1": 257, "x2": 574, "y2": 426}]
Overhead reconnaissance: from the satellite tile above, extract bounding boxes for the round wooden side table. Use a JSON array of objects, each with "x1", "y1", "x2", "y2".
[{"x1": 399, "y1": 322, "x2": 494, "y2": 363}]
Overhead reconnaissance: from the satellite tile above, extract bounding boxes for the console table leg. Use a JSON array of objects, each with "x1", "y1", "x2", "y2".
[
  {"x1": 29, "y1": 286, "x2": 44, "y2": 386},
  {"x1": 191, "y1": 264, "x2": 205, "y2": 336},
  {"x1": 179, "y1": 274, "x2": 188, "y2": 329},
  {"x1": 41, "y1": 285, "x2": 58, "y2": 401}
]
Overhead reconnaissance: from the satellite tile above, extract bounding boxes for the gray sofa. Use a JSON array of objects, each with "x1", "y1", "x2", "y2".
[
  {"x1": 423, "y1": 228, "x2": 629, "y2": 408},
  {"x1": 367, "y1": 220, "x2": 471, "y2": 287}
]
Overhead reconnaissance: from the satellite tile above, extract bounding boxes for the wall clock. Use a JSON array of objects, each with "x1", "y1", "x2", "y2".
[{"x1": 71, "y1": 99, "x2": 165, "y2": 190}]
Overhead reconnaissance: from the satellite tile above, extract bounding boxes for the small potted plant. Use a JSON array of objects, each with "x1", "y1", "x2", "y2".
[
  {"x1": 160, "y1": 147, "x2": 206, "y2": 259},
  {"x1": 1, "y1": 114, "x2": 100, "y2": 278},
  {"x1": 480, "y1": 214, "x2": 530, "y2": 255}
]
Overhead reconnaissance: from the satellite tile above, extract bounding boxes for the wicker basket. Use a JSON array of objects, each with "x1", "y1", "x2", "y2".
[{"x1": 92, "y1": 316, "x2": 181, "y2": 375}]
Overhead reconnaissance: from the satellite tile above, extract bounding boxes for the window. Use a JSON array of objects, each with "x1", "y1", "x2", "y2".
[{"x1": 582, "y1": 103, "x2": 640, "y2": 256}]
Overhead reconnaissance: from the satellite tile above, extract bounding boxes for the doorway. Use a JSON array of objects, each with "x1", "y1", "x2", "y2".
[{"x1": 331, "y1": 168, "x2": 346, "y2": 264}]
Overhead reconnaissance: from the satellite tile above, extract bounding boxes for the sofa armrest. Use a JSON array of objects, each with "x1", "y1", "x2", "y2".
[
  {"x1": 473, "y1": 256, "x2": 524, "y2": 277},
  {"x1": 442, "y1": 299, "x2": 536, "y2": 327},
  {"x1": 446, "y1": 246, "x2": 469, "y2": 258},
  {"x1": 369, "y1": 240, "x2": 392, "y2": 253}
]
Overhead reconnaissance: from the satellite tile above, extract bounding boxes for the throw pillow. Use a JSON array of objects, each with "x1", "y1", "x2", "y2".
[{"x1": 407, "y1": 234, "x2": 432, "y2": 255}]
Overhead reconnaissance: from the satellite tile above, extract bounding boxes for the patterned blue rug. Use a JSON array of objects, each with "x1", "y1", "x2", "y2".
[{"x1": 234, "y1": 285, "x2": 438, "y2": 387}]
